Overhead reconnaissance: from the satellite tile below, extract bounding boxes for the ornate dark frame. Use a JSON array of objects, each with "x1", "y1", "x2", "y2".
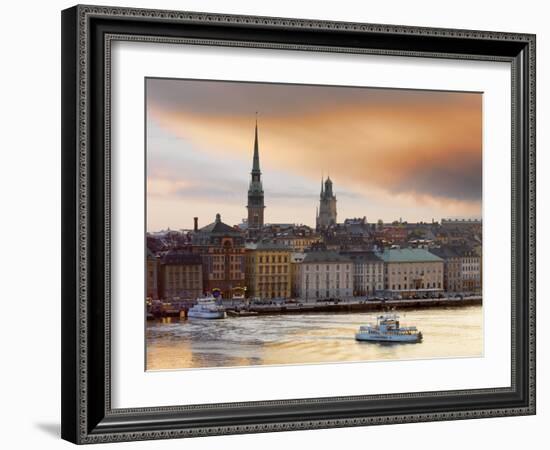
[{"x1": 61, "y1": 4, "x2": 536, "y2": 444}]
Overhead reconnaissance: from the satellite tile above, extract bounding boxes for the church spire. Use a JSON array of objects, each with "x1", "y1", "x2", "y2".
[
  {"x1": 252, "y1": 112, "x2": 260, "y2": 174},
  {"x1": 247, "y1": 113, "x2": 265, "y2": 233}
]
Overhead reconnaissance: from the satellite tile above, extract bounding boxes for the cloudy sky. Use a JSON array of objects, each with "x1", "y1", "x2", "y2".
[{"x1": 146, "y1": 78, "x2": 482, "y2": 231}]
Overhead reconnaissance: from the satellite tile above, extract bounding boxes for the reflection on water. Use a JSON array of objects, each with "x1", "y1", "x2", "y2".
[{"x1": 146, "y1": 306, "x2": 482, "y2": 370}]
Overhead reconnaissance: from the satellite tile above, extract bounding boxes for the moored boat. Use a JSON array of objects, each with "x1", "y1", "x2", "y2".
[
  {"x1": 187, "y1": 295, "x2": 226, "y2": 319},
  {"x1": 355, "y1": 313, "x2": 422, "y2": 343}
]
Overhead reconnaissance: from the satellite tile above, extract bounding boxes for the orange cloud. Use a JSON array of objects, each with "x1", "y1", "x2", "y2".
[{"x1": 147, "y1": 92, "x2": 481, "y2": 211}]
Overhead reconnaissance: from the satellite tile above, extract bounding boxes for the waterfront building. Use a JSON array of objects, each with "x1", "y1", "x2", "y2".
[
  {"x1": 159, "y1": 251, "x2": 203, "y2": 300},
  {"x1": 455, "y1": 246, "x2": 482, "y2": 293},
  {"x1": 290, "y1": 252, "x2": 306, "y2": 297},
  {"x1": 246, "y1": 119, "x2": 265, "y2": 234},
  {"x1": 316, "y1": 177, "x2": 337, "y2": 230},
  {"x1": 146, "y1": 248, "x2": 160, "y2": 299},
  {"x1": 342, "y1": 251, "x2": 384, "y2": 296},
  {"x1": 245, "y1": 241, "x2": 292, "y2": 300},
  {"x1": 294, "y1": 250, "x2": 353, "y2": 300},
  {"x1": 429, "y1": 246, "x2": 463, "y2": 293},
  {"x1": 380, "y1": 248, "x2": 444, "y2": 297},
  {"x1": 191, "y1": 213, "x2": 246, "y2": 300}
]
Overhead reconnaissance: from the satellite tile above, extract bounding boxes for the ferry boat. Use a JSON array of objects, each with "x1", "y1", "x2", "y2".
[
  {"x1": 187, "y1": 295, "x2": 226, "y2": 319},
  {"x1": 355, "y1": 313, "x2": 422, "y2": 343}
]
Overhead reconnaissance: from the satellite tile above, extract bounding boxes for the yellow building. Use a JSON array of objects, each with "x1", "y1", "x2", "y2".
[{"x1": 245, "y1": 242, "x2": 292, "y2": 300}]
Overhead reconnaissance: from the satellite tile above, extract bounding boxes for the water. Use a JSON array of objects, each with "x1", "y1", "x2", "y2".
[{"x1": 146, "y1": 306, "x2": 482, "y2": 370}]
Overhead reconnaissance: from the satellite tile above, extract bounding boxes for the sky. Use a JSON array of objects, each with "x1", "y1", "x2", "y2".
[{"x1": 146, "y1": 78, "x2": 482, "y2": 231}]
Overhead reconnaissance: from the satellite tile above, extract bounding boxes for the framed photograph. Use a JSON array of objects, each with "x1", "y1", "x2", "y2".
[{"x1": 61, "y1": 5, "x2": 536, "y2": 444}]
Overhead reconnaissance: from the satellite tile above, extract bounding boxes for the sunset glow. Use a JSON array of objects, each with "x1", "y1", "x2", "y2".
[{"x1": 146, "y1": 78, "x2": 482, "y2": 231}]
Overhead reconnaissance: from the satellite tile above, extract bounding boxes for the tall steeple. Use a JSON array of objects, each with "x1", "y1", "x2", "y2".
[
  {"x1": 252, "y1": 114, "x2": 260, "y2": 175},
  {"x1": 247, "y1": 113, "x2": 265, "y2": 234}
]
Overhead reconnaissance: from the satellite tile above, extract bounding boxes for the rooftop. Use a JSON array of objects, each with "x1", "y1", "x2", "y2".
[
  {"x1": 341, "y1": 251, "x2": 383, "y2": 263},
  {"x1": 429, "y1": 246, "x2": 459, "y2": 259},
  {"x1": 380, "y1": 248, "x2": 443, "y2": 263},
  {"x1": 162, "y1": 251, "x2": 202, "y2": 266},
  {"x1": 302, "y1": 250, "x2": 352, "y2": 264},
  {"x1": 197, "y1": 213, "x2": 241, "y2": 235},
  {"x1": 246, "y1": 241, "x2": 291, "y2": 251}
]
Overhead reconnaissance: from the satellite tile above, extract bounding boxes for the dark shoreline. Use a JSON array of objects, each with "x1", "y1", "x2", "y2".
[{"x1": 229, "y1": 297, "x2": 482, "y2": 316}]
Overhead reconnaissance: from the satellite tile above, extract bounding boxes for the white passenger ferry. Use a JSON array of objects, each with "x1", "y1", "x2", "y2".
[
  {"x1": 187, "y1": 295, "x2": 226, "y2": 319},
  {"x1": 355, "y1": 313, "x2": 422, "y2": 343}
]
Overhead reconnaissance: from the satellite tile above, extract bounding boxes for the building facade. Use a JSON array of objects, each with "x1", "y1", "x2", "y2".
[
  {"x1": 192, "y1": 213, "x2": 246, "y2": 300},
  {"x1": 316, "y1": 177, "x2": 337, "y2": 230},
  {"x1": 245, "y1": 242, "x2": 292, "y2": 300},
  {"x1": 159, "y1": 251, "x2": 202, "y2": 300},
  {"x1": 429, "y1": 246, "x2": 463, "y2": 293},
  {"x1": 456, "y1": 246, "x2": 482, "y2": 293},
  {"x1": 342, "y1": 251, "x2": 384, "y2": 296},
  {"x1": 246, "y1": 120, "x2": 265, "y2": 233},
  {"x1": 146, "y1": 248, "x2": 160, "y2": 299},
  {"x1": 381, "y1": 248, "x2": 444, "y2": 297},
  {"x1": 290, "y1": 252, "x2": 306, "y2": 298},
  {"x1": 294, "y1": 250, "x2": 353, "y2": 300}
]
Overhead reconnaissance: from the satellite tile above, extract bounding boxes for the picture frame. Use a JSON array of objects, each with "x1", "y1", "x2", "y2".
[{"x1": 61, "y1": 4, "x2": 536, "y2": 444}]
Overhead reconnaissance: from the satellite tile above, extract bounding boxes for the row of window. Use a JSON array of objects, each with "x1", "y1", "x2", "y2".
[
  {"x1": 305, "y1": 282, "x2": 351, "y2": 289},
  {"x1": 255, "y1": 276, "x2": 290, "y2": 283},
  {"x1": 209, "y1": 273, "x2": 245, "y2": 280},
  {"x1": 256, "y1": 291, "x2": 289, "y2": 298},
  {"x1": 305, "y1": 274, "x2": 350, "y2": 281},
  {"x1": 166, "y1": 282, "x2": 201, "y2": 288},
  {"x1": 258, "y1": 265, "x2": 288, "y2": 274},
  {"x1": 258, "y1": 255, "x2": 289, "y2": 263},
  {"x1": 389, "y1": 282, "x2": 442, "y2": 290},
  {"x1": 355, "y1": 275, "x2": 383, "y2": 282},
  {"x1": 304, "y1": 289, "x2": 351, "y2": 298},
  {"x1": 355, "y1": 265, "x2": 383, "y2": 273},
  {"x1": 305, "y1": 264, "x2": 351, "y2": 271},
  {"x1": 165, "y1": 273, "x2": 200, "y2": 281},
  {"x1": 388, "y1": 267, "x2": 442, "y2": 275}
]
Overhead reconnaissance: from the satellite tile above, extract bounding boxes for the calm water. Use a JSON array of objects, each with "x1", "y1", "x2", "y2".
[{"x1": 146, "y1": 306, "x2": 482, "y2": 370}]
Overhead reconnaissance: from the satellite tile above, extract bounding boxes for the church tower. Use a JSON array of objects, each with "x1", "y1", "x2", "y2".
[
  {"x1": 316, "y1": 176, "x2": 337, "y2": 230},
  {"x1": 247, "y1": 117, "x2": 265, "y2": 233}
]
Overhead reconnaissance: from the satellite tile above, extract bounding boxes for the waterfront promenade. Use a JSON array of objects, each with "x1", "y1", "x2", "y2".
[
  {"x1": 148, "y1": 296, "x2": 482, "y2": 318},
  {"x1": 233, "y1": 296, "x2": 481, "y2": 315}
]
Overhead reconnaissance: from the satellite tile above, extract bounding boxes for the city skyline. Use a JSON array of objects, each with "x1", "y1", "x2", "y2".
[{"x1": 146, "y1": 78, "x2": 482, "y2": 231}]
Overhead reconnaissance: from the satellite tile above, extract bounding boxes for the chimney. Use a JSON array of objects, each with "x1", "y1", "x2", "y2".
[{"x1": 193, "y1": 217, "x2": 198, "y2": 231}]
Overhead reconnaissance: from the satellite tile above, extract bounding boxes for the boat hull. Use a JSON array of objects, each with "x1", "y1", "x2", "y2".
[{"x1": 355, "y1": 333, "x2": 421, "y2": 343}]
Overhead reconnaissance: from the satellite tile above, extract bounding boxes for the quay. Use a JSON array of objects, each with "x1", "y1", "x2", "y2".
[
  {"x1": 147, "y1": 296, "x2": 481, "y2": 319},
  {"x1": 232, "y1": 297, "x2": 481, "y2": 316}
]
